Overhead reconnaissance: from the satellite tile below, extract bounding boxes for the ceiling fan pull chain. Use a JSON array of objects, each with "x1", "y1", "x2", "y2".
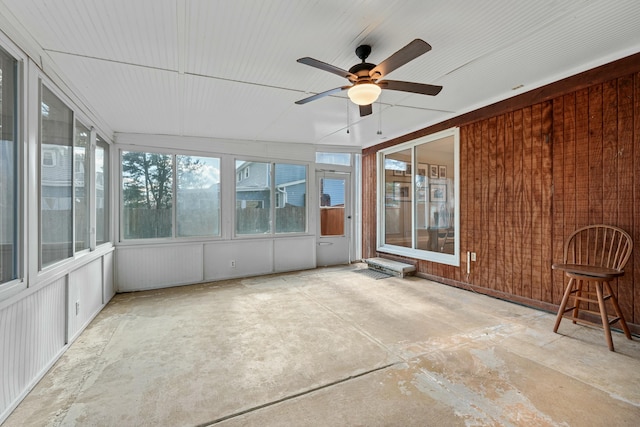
[
  {"x1": 346, "y1": 98, "x2": 350, "y2": 134},
  {"x1": 377, "y1": 94, "x2": 383, "y2": 135}
]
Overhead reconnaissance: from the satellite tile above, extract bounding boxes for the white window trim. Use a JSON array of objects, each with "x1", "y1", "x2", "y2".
[{"x1": 376, "y1": 127, "x2": 460, "y2": 266}]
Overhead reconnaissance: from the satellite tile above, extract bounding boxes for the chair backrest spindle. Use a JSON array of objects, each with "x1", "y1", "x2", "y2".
[{"x1": 563, "y1": 225, "x2": 633, "y2": 271}]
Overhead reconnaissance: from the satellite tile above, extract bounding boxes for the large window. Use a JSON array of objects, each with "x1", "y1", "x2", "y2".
[
  {"x1": 379, "y1": 128, "x2": 459, "y2": 265},
  {"x1": 95, "y1": 135, "x2": 109, "y2": 245},
  {"x1": 235, "y1": 161, "x2": 307, "y2": 235},
  {"x1": 40, "y1": 86, "x2": 73, "y2": 267},
  {"x1": 74, "y1": 121, "x2": 90, "y2": 252},
  {"x1": 122, "y1": 151, "x2": 221, "y2": 239},
  {"x1": 122, "y1": 151, "x2": 173, "y2": 239},
  {"x1": 0, "y1": 47, "x2": 18, "y2": 284},
  {"x1": 275, "y1": 163, "x2": 306, "y2": 233},
  {"x1": 177, "y1": 155, "x2": 220, "y2": 237}
]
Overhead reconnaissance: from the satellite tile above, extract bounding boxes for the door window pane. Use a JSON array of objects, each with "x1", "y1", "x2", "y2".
[
  {"x1": 319, "y1": 177, "x2": 345, "y2": 236},
  {"x1": 122, "y1": 151, "x2": 173, "y2": 239},
  {"x1": 95, "y1": 136, "x2": 109, "y2": 245},
  {"x1": 235, "y1": 161, "x2": 271, "y2": 235},
  {"x1": 275, "y1": 163, "x2": 306, "y2": 233},
  {"x1": 41, "y1": 86, "x2": 73, "y2": 267},
  {"x1": 0, "y1": 48, "x2": 17, "y2": 283},
  {"x1": 177, "y1": 155, "x2": 220, "y2": 237},
  {"x1": 74, "y1": 122, "x2": 90, "y2": 251}
]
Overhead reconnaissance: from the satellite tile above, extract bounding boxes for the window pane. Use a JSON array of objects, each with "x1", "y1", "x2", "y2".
[
  {"x1": 41, "y1": 86, "x2": 73, "y2": 267},
  {"x1": 0, "y1": 48, "x2": 18, "y2": 283},
  {"x1": 95, "y1": 136, "x2": 109, "y2": 245},
  {"x1": 415, "y1": 140, "x2": 455, "y2": 254},
  {"x1": 275, "y1": 163, "x2": 306, "y2": 233},
  {"x1": 122, "y1": 151, "x2": 173, "y2": 239},
  {"x1": 319, "y1": 177, "x2": 344, "y2": 236},
  {"x1": 236, "y1": 160, "x2": 270, "y2": 234},
  {"x1": 383, "y1": 149, "x2": 411, "y2": 248},
  {"x1": 315, "y1": 152, "x2": 351, "y2": 166},
  {"x1": 177, "y1": 155, "x2": 220, "y2": 237},
  {"x1": 74, "y1": 122, "x2": 90, "y2": 251}
]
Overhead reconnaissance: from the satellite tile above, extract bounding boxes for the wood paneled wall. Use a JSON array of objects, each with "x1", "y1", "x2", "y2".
[{"x1": 362, "y1": 54, "x2": 640, "y2": 332}]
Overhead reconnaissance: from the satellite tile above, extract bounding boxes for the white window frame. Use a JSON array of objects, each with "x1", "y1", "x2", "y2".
[{"x1": 376, "y1": 127, "x2": 460, "y2": 266}]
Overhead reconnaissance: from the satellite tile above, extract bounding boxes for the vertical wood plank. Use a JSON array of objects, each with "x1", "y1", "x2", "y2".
[
  {"x1": 634, "y1": 72, "x2": 640, "y2": 325},
  {"x1": 480, "y1": 120, "x2": 490, "y2": 289},
  {"x1": 487, "y1": 118, "x2": 498, "y2": 292},
  {"x1": 575, "y1": 89, "x2": 590, "y2": 229},
  {"x1": 495, "y1": 114, "x2": 506, "y2": 294},
  {"x1": 531, "y1": 104, "x2": 543, "y2": 302},
  {"x1": 522, "y1": 106, "x2": 533, "y2": 300},
  {"x1": 563, "y1": 93, "x2": 577, "y2": 261},
  {"x1": 458, "y1": 126, "x2": 469, "y2": 283},
  {"x1": 472, "y1": 122, "x2": 482, "y2": 286},
  {"x1": 552, "y1": 97, "x2": 566, "y2": 304},
  {"x1": 541, "y1": 101, "x2": 554, "y2": 304},
  {"x1": 361, "y1": 153, "x2": 377, "y2": 259},
  {"x1": 617, "y1": 75, "x2": 634, "y2": 321},
  {"x1": 602, "y1": 80, "x2": 619, "y2": 302},
  {"x1": 504, "y1": 112, "x2": 515, "y2": 295},
  {"x1": 513, "y1": 109, "x2": 524, "y2": 296},
  {"x1": 588, "y1": 85, "x2": 604, "y2": 225}
]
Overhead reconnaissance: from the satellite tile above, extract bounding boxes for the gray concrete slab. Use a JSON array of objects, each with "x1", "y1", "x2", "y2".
[{"x1": 4, "y1": 264, "x2": 640, "y2": 426}]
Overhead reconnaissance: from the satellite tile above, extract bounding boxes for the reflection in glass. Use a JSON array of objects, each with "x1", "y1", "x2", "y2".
[
  {"x1": 415, "y1": 141, "x2": 455, "y2": 254},
  {"x1": 0, "y1": 48, "x2": 18, "y2": 282},
  {"x1": 275, "y1": 164, "x2": 306, "y2": 233},
  {"x1": 177, "y1": 155, "x2": 221, "y2": 237},
  {"x1": 95, "y1": 136, "x2": 109, "y2": 245},
  {"x1": 384, "y1": 149, "x2": 411, "y2": 248},
  {"x1": 74, "y1": 122, "x2": 90, "y2": 252},
  {"x1": 236, "y1": 160, "x2": 271, "y2": 234},
  {"x1": 41, "y1": 86, "x2": 73, "y2": 267}
]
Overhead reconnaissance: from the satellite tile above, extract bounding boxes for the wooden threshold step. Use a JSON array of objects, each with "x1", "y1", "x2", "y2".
[{"x1": 365, "y1": 257, "x2": 416, "y2": 278}]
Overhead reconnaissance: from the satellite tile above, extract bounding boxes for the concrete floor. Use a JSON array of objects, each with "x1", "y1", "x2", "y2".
[{"x1": 4, "y1": 264, "x2": 640, "y2": 426}]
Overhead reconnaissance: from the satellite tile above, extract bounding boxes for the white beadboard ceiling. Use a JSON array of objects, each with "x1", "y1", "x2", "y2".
[{"x1": 1, "y1": 0, "x2": 639, "y2": 148}]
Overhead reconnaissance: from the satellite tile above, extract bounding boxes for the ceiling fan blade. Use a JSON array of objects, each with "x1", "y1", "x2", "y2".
[
  {"x1": 369, "y1": 39, "x2": 432, "y2": 80},
  {"x1": 295, "y1": 86, "x2": 350, "y2": 105},
  {"x1": 359, "y1": 104, "x2": 373, "y2": 117},
  {"x1": 297, "y1": 57, "x2": 358, "y2": 82},
  {"x1": 378, "y1": 80, "x2": 442, "y2": 96}
]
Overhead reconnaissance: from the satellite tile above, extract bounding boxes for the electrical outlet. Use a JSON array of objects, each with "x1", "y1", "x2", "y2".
[
  {"x1": 230, "y1": 260, "x2": 236, "y2": 268},
  {"x1": 471, "y1": 252, "x2": 477, "y2": 262}
]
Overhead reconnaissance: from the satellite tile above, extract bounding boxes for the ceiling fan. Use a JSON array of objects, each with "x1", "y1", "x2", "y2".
[{"x1": 295, "y1": 39, "x2": 442, "y2": 117}]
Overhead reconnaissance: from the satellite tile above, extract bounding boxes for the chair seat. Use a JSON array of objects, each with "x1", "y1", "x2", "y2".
[{"x1": 552, "y1": 263, "x2": 624, "y2": 279}]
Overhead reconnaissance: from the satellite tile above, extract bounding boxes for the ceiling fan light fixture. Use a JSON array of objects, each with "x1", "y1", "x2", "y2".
[{"x1": 348, "y1": 83, "x2": 381, "y2": 106}]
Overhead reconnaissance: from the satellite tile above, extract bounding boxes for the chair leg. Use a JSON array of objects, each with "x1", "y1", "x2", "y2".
[
  {"x1": 572, "y1": 280, "x2": 583, "y2": 324},
  {"x1": 603, "y1": 281, "x2": 633, "y2": 340},
  {"x1": 595, "y1": 282, "x2": 614, "y2": 351},
  {"x1": 554, "y1": 278, "x2": 575, "y2": 333}
]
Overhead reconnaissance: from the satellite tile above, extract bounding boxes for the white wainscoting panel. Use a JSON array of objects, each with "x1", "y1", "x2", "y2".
[
  {"x1": 68, "y1": 259, "x2": 104, "y2": 340},
  {"x1": 274, "y1": 236, "x2": 315, "y2": 272},
  {"x1": 203, "y1": 240, "x2": 273, "y2": 281},
  {"x1": 0, "y1": 277, "x2": 66, "y2": 417},
  {"x1": 103, "y1": 251, "x2": 115, "y2": 303},
  {"x1": 116, "y1": 244, "x2": 204, "y2": 292}
]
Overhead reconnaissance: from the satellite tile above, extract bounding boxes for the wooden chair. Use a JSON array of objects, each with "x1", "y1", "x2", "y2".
[{"x1": 552, "y1": 225, "x2": 633, "y2": 351}]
